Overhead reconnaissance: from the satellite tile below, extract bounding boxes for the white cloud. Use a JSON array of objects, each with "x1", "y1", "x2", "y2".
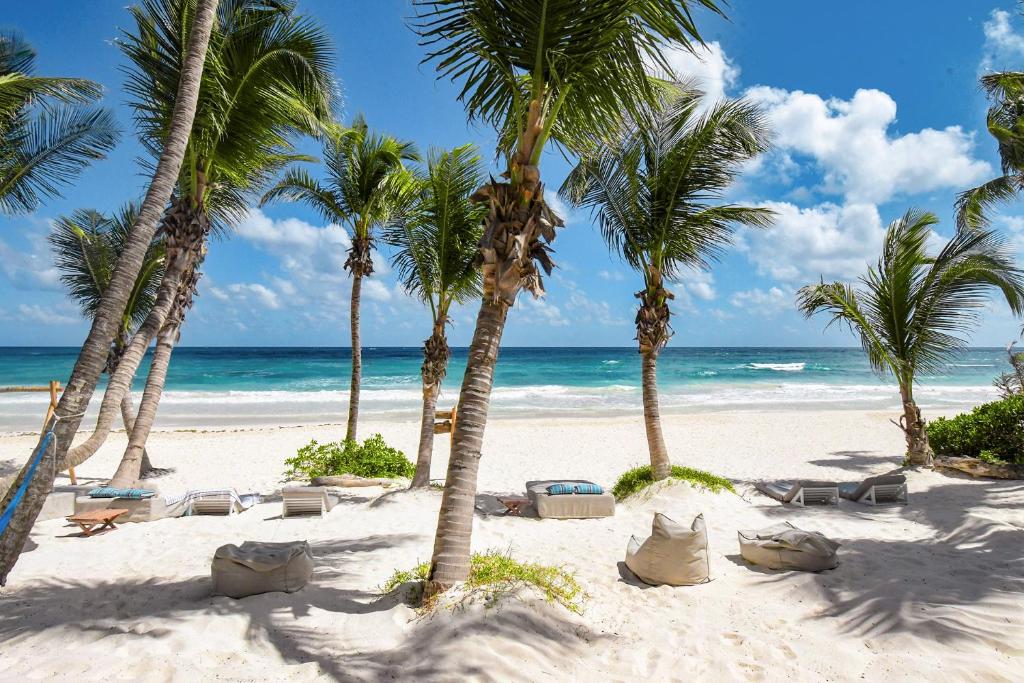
[
  {"x1": 684, "y1": 271, "x2": 716, "y2": 301},
  {"x1": 18, "y1": 303, "x2": 77, "y2": 325},
  {"x1": 598, "y1": 269, "x2": 626, "y2": 282},
  {"x1": 363, "y1": 279, "x2": 393, "y2": 302},
  {"x1": 518, "y1": 295, "x2": 569, "y2": 327},
  {"x1": 983, "y1": 9, "x2": 1024, "y2": 69},
  {"x1": 709, "y1": 308, "x2": 734, "y2": 322},
  {"x1": 208, "y1": 286, "x2": 230, "y2": 302},
  {"x1": 659, "y1": 41, "x2": 739, "y2": 104},
  {"x1": 226, "y1": 283, "x2": 281, "y2": 310},
  {"x1": 746, "y1": 86, "x2": 990, "y2": 204},
  {"x1": 543, "y1": 189, "x2": 575, "y2": 228},
  {"x1": 743, "y1": 201, "x2": 884, "y2": 282},
  {"x1": 0, "y1": 221, "x2": 62, "y2": 291},
  {"x1": 730, "y1": 286, "x2": 791, "y2": 315}
]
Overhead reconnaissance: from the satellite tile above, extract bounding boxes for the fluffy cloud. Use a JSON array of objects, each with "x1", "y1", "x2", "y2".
[
  {"x1": 226, "y1": 283, "x2": 281, "y2": 310},
  {"x1": 746, "y1": 86, "x2": 990, "y2": 204},
  {"x1": 598, "y1": 269, "x2": 625, "y2": 282},
  {"x1": 518, "y1": 296, "x2": 569, "y2": 327},
  {"x1": 684, "y1": 270, "x2": 716, "y2": 301},
  {"x1": 0, "y1": 223, "x2": 62, "y2": 291},
  {"x1": 659, "y1": 41, "x2": 739, "y2": 104},
  {"x1": 730, "y1": 286, "x2": 791, "y2": 315},
  {"x1": 742, "y1": 201, "x2": 884, "y2": 282},
  {"x1": 18, "y1": 303, "x2": 77, "y2": 325},
  {"x1": 983, "y1": 9, "x2": 1024, "y2": 69}
]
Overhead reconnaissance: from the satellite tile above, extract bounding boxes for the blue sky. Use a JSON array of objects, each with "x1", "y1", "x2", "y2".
[{"x1": 3, "y1": 0, "x2": 1024, "y2": 347}]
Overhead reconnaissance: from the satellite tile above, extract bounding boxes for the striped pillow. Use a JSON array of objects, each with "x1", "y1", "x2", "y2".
[
  {"x1": 574, "y1": 483, "x2": 603, "y2": 495},
  {"x1": 88, "y1": 487, "x2": 156, "y2": 499},
  {"x1": 546, "y1": 483, "x2": 575, "y2": 495}
]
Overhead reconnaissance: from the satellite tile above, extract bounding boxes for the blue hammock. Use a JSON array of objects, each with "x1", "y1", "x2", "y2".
[{"x1": 0, "y1": 431, "x2": 54, "y2": 537}]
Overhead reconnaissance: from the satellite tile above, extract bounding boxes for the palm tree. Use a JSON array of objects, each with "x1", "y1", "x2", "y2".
[
  {"x1": 49, "y1": 205, "x2": 166, "y2": 475},
  {"x1": 0, "y1": 0, "x2": 219, "y2": 587},
  {"x1": 384, "y1": 145, "x2": 486, "y2": 488},
  {"x1": 561, "y1": 88, "x2": 773, "y2": 480},
  {"x1": 0, "y1": 31, "x2": 119, "y2": 215},
  {"x1": 102, "y1": 0, "x2": 336, "y2": 488},
  {"x1": 797, "y1": 210, "x2": 1024, "y2": 466},
  {"x1": 261, "y1": 116, "x2": 418, "y2": 442},
  {"x1": 412, "y1": 0, "x2": 726, "y2": 591}
]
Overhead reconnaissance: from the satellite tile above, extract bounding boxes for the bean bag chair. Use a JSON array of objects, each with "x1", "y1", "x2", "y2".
[
  {"x1": 738, "y1": 522, "x2": 839, "y2": 571},
  {"x1": 625, "y1": 513, "x2": 710, "y2": 586},
  {"x1": 212, "y1": 540, "x2": 314, "y2": 598}
]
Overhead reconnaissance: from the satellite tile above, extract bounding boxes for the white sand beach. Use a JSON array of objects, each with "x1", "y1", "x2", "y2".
[{"x1": 1, "y1": 409, "x2": 1021, "y2": 682}]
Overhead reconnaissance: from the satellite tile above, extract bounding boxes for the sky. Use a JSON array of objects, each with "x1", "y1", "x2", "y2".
[{"x1": 3, "y1": 0, "x2": 1024, "y2": 347}]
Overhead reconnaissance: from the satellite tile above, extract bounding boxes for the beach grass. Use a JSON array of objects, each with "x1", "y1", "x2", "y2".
[
  {"x1": 612, "y1": 464, "x2": 735, "y2": 500},
  {"x1": 381, "y1": 549, "x2": 586, "y2": 614}
]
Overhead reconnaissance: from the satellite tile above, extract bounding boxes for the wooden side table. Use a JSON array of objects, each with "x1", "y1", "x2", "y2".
[{"x1": 497, "y1": 496, "x2": 532, "y2": 517}]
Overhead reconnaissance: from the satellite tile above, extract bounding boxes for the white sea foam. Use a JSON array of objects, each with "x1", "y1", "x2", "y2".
[{"x1": 747, "y1": 362, "x2": 806, "y2": 372}]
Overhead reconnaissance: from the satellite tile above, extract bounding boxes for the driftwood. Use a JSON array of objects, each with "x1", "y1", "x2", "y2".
[
  {"x1": 933, "y1": 456, "x2": 1024, "y2": 480},
  {"x1": 312, "y1": 474, "x2": 391, "y2": 487}
]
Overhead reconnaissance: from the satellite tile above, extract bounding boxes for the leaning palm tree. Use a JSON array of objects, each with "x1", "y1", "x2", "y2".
[
  {"x1": 0, "y1": 0, "x2": 218, "y2": 587},
  {"x1": 262, "y1": 116, "x2": 418, "y2": 442},
  {"x1": 957, "y1": 22, "x2": 1024, "y2": 229},
  {"x1": 797, "y1": 210, "x2": 1024, "y2": 466},
  {"x1": 49, "y1": 205, "x2": 166, "y2": 475},
  {"x1": 412, "y1": 0, "x2": 726, "y2": 592},
  {"x1": 384, "y1": 145, "x2": 486, "y2": 488},
  {"x1": 561, "y1": 88, "x2": 773, "y2": 480},
  {"x1": 0, "y1": 31, "x2": 119, "y2": 215},
  {"x1": 101, "y1": 0, "x2": 336, "y2": 488}
]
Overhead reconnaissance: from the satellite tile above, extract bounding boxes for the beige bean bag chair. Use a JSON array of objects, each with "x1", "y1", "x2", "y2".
[
  {"x1": 212, "y1": 541, "x2": 314, "y2": 598},
  {"x1": 625, "y1": 513, "x2": 710, "y2": 586},
  {"x1": 738, "y1": 522, "x2": 839, "y2": 571}
]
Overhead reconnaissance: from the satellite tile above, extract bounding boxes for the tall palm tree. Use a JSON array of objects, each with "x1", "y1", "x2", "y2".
[
  {"x1": 0, "y1": 0, "x2": 219, "y2": 587},
  {"x1": 49, "y1": 205, "x2": 166, "y2": 475},
  {"x1": 956, "y1": 70, "x2": 1024, "y2": 228},
  {"x1": 384, "y1": 144, "x2": 486, "y2": 488},
  {"x1": 561, "y1": 88, "x2": 773, "y2": 480},
  {"x1": 412, "y1": 0, "x2": 726, "y2": 591},
  {"x1": 0, "y1": 31, "x2": 119, "y2": 215},
  {"x1": 102, "y1": 0, "x2": 336, "y2": 487},
  {"x1": 797, "y1": 210, "x2": 1024, "y2": 466},
  {"x1": 262, "y1": 116, "x2": 418, "y2": 442}
]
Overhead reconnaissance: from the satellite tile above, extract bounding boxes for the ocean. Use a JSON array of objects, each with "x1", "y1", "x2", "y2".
[{"x1": 0, "y1": 346, "x2": 1008, "y2": 432}]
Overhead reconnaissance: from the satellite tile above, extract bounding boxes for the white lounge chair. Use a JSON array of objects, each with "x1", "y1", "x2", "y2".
[
  {"x1": 755, "y1": 480, "x2": 839, "y2": 506},
  {"x1": 282, "y1": 486, "x2": 335, "y2": 517},
  {"x1": 164, "y1": 488, "x2": 260, "y2": 517},
  {"x1": 839, "y1": 474, "x2": 908, "y2": 505}
]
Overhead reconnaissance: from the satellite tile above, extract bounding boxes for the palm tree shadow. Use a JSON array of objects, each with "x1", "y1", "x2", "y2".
[
  {"x1": 1, "y1": 530, "x2": 607, "y2": 680},
  {"x1": 806, "y1": 450, "x2": 903, "y2": 474}
]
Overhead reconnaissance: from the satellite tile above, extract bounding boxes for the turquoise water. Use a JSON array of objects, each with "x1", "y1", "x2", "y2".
[{"x1": 0, "y1": 346, "x2": 1008, "y2": 430}]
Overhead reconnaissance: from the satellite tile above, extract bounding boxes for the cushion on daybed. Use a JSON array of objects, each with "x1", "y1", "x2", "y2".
[{"x1": 88, "y1": 487, "x2": 156, "y2": 499}]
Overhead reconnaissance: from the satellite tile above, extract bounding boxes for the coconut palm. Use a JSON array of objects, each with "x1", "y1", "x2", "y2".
[
  {"x1": 561, "y1": 88, "x2": 773, "y2": 480},
  {"x1": 49, "y1": 205, "x2": 166, "y2": 475},
  {"x1": 797, "y1": 210, "x2": 1024, "y2": 466},
  {"x1": 412, "y1": 0, "x2": 726, "y2": 591},
  {"x1": 384, "y1": 144, "x2": 486, "y2": 488},
  {"x1": 0, "y1": 0, "x2": 218, "y2": 587},
  {"x1": 100, "y1": 0, "x2": 336, "y2": 488},
  {"x1": 0, "y1": 31, "x2": 119, "y2": 215},
  {"x1": 261, "y1": 116, "x2": 419, "y2": 442}
]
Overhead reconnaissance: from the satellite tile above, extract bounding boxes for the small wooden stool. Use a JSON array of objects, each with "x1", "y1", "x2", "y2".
[
  {"x1": 497, "y1": 496, "x2": 532, "y2": 517},
  {"x1": 66, "y1": 508, "x2": 129, "y2": 536}
]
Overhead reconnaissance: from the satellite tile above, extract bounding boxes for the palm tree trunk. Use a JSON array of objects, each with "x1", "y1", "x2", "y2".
[
  {"x1": 109, "y1": 323, "x2": 177, "y2": 487},
  {"x1": 427, "y1": 298, "x2": 507, "y2": 593},
  {"x1": 119, "y1": 392, "x2": 154, "y2": 476},
  {"x1": 899, "y1": 384, "x2": 932, "y2": 466},
  {"x1": 642, "y1": 350, "x2": 671, "y2": 480},
  {"x1": 0, "y1": 0, "x2": 218, "y2": 587},
  {"x1": 412, "y1": 382, "x2": 440, "y2": 488},
  {"x1": 346, "y1": 269, "x2": 362, "y2": 442}
]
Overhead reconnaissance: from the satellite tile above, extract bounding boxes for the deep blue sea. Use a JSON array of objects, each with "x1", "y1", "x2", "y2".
[{"x1": 0, "y1": 346, "x2": 1008, "y2": 431}]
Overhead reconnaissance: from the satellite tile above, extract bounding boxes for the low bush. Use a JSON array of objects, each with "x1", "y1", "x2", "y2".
[
  {"x1": 380, "y1": 550, "x2": 585, "y2": 614},
  {"x1": 928, "y1": 394, "x2": 1024, "y2": 464},
  {"x1": 612, "y1": 464, "x2": 735, "y2": 500},
  {"x1": 284, "y1": 433, "x2": 415, "y2": 480}
]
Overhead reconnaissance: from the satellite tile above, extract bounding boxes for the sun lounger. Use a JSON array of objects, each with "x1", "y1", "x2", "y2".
[
  {"x1": 164, "y1": 488, "x2": 261, "y2": 516},
  {"x1": 66, "y1": 508, "x2": 129, "y2": 536},
  {"x1": 755, "y1": 480, "x2": 839, "y2": 506},
  {"x1": 838, "y1": 474, "x2": 908, "y2": 505},
  {"x1": 525, "y1": 480, "x2": 615, "y2": 519},
  {"x1": 282, "y1": 486, "x2": 335, "y2": 518}
]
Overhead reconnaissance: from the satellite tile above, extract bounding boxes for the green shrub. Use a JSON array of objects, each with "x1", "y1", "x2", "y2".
[
  {"x1": 612, "y1": 464, "x2": 735, "y2": 500},
  {"x1": 380, "y1": 550, "x2": 586, "y2": 614},
  {"x1": 928, "y1": 394, "x2": 1024, "y2": 464},
  {"x1": 284, "y1": 433, "x2": 415, "y2": 480}
]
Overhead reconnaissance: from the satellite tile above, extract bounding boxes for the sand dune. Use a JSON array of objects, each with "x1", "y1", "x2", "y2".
[{"x1": 1, "y1": 410, "x2": 1021, "y2": 681}]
